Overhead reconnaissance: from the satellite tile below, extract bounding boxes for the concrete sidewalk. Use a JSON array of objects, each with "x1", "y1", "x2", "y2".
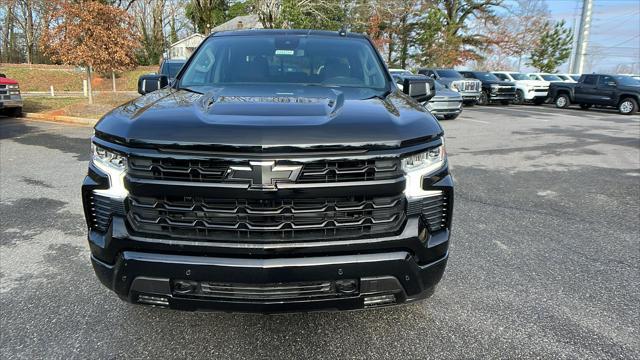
[{"x1": 21, "y1": 112, "x2": 97, "y2": 126}]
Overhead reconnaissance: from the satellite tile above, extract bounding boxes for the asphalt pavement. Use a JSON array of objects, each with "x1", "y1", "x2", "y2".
[{"x1": 1, "y1": 105, "x2": 639, "y2": 359}]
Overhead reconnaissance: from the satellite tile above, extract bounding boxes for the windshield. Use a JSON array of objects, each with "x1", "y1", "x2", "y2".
[
  {"x1": 509, "y1": 73, "x2": 529, "y2": 80},
  {"x1": 542, "y1": 74, "x2": 562, "y2": 81},
  {"x1": 436, "y1": 69, "x2": 462, "y2": 78},
  {"x1": 474, "y1": 72, "x2": 500, "y2": 81},
  {"x1": 571, "y1": 75, "x2": 581, "y2": 81},
  {"x1": 180, "y1": 35, "x2": 389, "y2": 97},
  {"x1": 162, "y1": 62, "x2": 185, "y2": 78},
  {"x1": 614, "y1": 75, "x2": 640, "y2": 86}
]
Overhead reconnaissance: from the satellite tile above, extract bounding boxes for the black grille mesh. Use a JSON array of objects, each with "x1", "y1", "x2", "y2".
[
  {"x1": 127, "y1": 194, "x2": 406, "y2": 242},
  {"x1": 128, "y1": 156, "x2": 401, "y2": 184}
]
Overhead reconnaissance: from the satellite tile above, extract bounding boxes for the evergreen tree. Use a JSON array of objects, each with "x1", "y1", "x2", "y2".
[{"x1": 528, "y1": 20, "x2": 573, "y2": 72}]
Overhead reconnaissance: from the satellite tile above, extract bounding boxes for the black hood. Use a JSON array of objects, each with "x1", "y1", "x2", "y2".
[
  {"x1": 95, "y1": 86, "x2": 443, "y2": 150},
  {"x1": 479, "y1": 80, "x2": 515, "y2": 86}
]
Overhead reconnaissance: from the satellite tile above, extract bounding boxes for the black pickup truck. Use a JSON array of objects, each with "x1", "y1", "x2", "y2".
[
  {"x1": 549, "y1": 74, "x2": 640, "y2": 114},
  {"x1": 82, "y1": 29, "x2": 453, "y2": 313},
  {"x1": 458, "y1": 71, "x2": 516, "y2": 105}
]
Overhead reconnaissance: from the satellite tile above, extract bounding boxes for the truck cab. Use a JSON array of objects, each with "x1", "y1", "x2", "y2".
[
  {"x1": 83, "y1": 30, "x2": 452, "y2": 313},
  {"x1": 459, "y1": 71, "x2": 516, "y2": 105},
  {"x1": 418, "y1": 68, "x2": 481, "y2": 105},
  {"x1": 492, "y1": 71, "x2": 549, "y2": 105},
  {"x1": 549, "y1": 74, "x2": 639, "y2": 114},
  {"x1": 0, "y1": 74, "x2": 23, "y2": 117}
]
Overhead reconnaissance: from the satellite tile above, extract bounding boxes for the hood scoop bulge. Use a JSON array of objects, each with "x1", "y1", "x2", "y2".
[{"x1": 198, "y1": 88, "x2": 344, "y2": 118}]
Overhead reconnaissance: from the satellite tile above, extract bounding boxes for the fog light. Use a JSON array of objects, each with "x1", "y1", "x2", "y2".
[
  {"x1": 364, "y1": 294, "x2": 396, "y2": 307},
  {"x1": 137, "y1": 294, "x2": 169, "y2": 307}
]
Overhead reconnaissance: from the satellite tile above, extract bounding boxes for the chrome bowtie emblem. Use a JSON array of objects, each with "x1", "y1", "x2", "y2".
[{"x1": 226, "y1": 161, "x2": 302, "y2": 190}]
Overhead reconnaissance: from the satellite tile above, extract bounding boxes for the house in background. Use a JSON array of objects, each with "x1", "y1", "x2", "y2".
[
  {"x1": 168, "y1": 33, "x2": 206, "y2": 60},
  {"x1": 210, "y1": 14, "x2": 263, "y2": 32},
  {"x1": 167, "y1": 15, "x2": 263, "y2": 60}
]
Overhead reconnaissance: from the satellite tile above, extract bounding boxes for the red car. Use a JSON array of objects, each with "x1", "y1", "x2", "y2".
[{"x1": 0, "y1": 73, "x2": 23, "y2": 116}]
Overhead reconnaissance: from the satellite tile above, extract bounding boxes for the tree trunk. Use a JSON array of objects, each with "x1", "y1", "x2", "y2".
[
  {"x1": 87, "y1": 66, "x2": 93, "y2": 104},
  {"x1": 24, "y1": 0, "x2": 35, "y2": 64},
  {"x1": 112, "y1": 70, "x2": 116, "y2": 92}
]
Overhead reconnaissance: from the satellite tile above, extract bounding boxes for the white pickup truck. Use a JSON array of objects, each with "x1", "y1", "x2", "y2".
[{"x1": 492, "y1": 71, "x2": 549, "y2": 105}]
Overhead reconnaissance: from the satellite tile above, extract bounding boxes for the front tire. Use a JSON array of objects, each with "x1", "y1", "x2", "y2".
[
  {"x1": 533, "y1": 98, "x2": 546, "y2": 105},
  {"x1": 618, "y1": 97, "x2": 638, "y2": 115},
  {"x1": 477, "y1": 91, "x2": 489, "y2": 106},
  {"x1": 1, "y1": 107, "x2": 22, "y2": 117},
  {"x1": 555, "y1": 94, "x2": 570, "y2": 108},
  {"x1": 513, "y1": 90, "x2": 524, "y2": 105}
]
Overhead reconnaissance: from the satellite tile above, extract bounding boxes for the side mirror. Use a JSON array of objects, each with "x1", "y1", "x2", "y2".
[
  {"x1": 429, "y1": 74, "x2": 436, "y2": 79},
  {"x1": 138, "y1": 74, "x2": 169, "y2": 95},
  {"x1": 402, "y1": 76, "x2": 435, "y2": 102}
]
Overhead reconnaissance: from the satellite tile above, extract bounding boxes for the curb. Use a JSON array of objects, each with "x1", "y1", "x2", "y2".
[{"x1": 22, "y1": 112, "x2": 97, "y2": 126}]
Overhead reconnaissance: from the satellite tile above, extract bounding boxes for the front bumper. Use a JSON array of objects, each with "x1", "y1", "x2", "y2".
[
  {"x1": 83, "y1": 141, "x2": 454, "y2": 313},
  {"x1": 92, "y1": 246, "x2": 448, "y2": 313},
  {"x1": 425, "y1": 101, "x2": 463, "y2": 116},
  {"x1": 0, "y1": 98, "x2": 23, "y2": 109},
  {"x1": 488, "y1": 93, "x2": 516, "y2": 101}
]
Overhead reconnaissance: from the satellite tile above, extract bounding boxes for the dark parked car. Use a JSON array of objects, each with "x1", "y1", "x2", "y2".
[
  {"x1": 549, "y1": 74, "x2": 639, "y2": 114},
  {"x1": 418, "y1": 68, "x2": 481, "y2": 105},
  {"x1": 83, "y1": 29, "x2": 453, "y2": 313},
  {"x1": 459, "y1": 71, "x2": 516, "y2": 105},
  {"x1": 158, "y1": 59, "x2": 186, "y2": 81}
]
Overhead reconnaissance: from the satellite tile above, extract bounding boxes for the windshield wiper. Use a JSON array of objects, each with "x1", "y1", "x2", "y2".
[
  {"x1": 366, "y1": 88, "x2": 393, "y2": 100},
  {"x1": 177, "y1": 86, "x2": 204, "y2": 94}
]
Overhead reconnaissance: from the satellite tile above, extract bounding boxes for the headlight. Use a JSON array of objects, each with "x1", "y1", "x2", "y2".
[
  {"x1": 9, "y1": 90, "x2": 20, "y2": 95},
  {"x1": 449, "y1": 83, "x2": 459, "y2": 92},
  {"x1": 7, "y1": 84, "x2": 19, "y2": 89},
  {"x1": 91, "y1": 143, "x2": 128, "y2": 198},
  {"x1": 402, "y1": 143, "x2": 447, "y2": 199}
]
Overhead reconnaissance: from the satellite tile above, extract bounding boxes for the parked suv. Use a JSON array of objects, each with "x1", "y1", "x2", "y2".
[
  {"x1": 418, "y1": 68, "x2": 481, "y2": 105},
  {"x1": 549, "y1": 74, "x2": 639, "y2": 114},
  {"x1": 83, "y1": 30, "x2": 453, "y2": 312},
  {"x1": 492, "y1": 71, "x2": 548, "y2": 105},
  {"x1": 459, "y1": 71, "x2": 516, "y2": 105},
  {"x1": 0, "y1": 73, "x2": 23, "y2": 117}
]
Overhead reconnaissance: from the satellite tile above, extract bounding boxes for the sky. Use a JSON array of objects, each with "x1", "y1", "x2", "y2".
[{"x1": 545, "y1": 0, "x2": 640, "y2": 73}]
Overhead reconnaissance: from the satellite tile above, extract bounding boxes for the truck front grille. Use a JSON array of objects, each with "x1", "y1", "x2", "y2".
[
  {"x1": 128, "y1": 157, "x2": 401, "y2": 183},
  {"x1": 127, "y1": 194, "x2": 406, "y2": 242}
]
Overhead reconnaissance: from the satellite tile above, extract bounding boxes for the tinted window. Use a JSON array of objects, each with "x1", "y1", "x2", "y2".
[
  {"x1": 614, "y1": 75, "x2": 640, "y2": 86},
  {"x1": 541, "y1": 74, "x2": 562, "y2": 81},
  {"x1": 436, "y1": 70, "x2": 462, "y2": 78},
  {"x1": 509, "y1": 73, "x2": 529, "y2": 80},
  {"x1": 494, "y1": 73, "x2": 508, "y2": 81},
  {"x1": 473, "y1": 72, "x2": 500, "y2": 81},
  {"x1": 528, "y1": 74, "x2": 539, "y2": 80},
  {"x1": 599, "y1": 75, "x2": 615, "y2": 86},
  {"x1": 583, "y1": 75, "x2": 597, "y2": 85},
  {"x1": 181, "y1": 35, "x2": 387, "y2": 91}
]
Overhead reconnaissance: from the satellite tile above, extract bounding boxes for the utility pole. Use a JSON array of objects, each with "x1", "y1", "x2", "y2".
[{"x1": 571, "y1": 0, "x2": 593, "y2": 74}]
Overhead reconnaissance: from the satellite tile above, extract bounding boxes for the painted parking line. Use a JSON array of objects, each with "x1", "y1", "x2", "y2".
[{"x1": 465, "y1": 119, "x2": 490, "y2": 124}]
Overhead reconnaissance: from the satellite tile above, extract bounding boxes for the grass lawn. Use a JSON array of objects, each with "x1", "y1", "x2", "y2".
[
  {"x1": 1, "y1": 64, "x2": 156, "y2": 92},
  {"x1": 23, "y1": 92, "x2": 139, "y2": 119}
]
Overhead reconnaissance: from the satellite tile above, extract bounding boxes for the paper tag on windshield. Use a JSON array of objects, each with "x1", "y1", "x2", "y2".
[{"x1": 275, "y1": 49, "x2": 295, "y2": 56}]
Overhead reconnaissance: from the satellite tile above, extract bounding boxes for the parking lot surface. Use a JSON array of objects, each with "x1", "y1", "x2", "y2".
[{"x1": 1, "y1": 105, "x2": 639, "y2": 359}]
